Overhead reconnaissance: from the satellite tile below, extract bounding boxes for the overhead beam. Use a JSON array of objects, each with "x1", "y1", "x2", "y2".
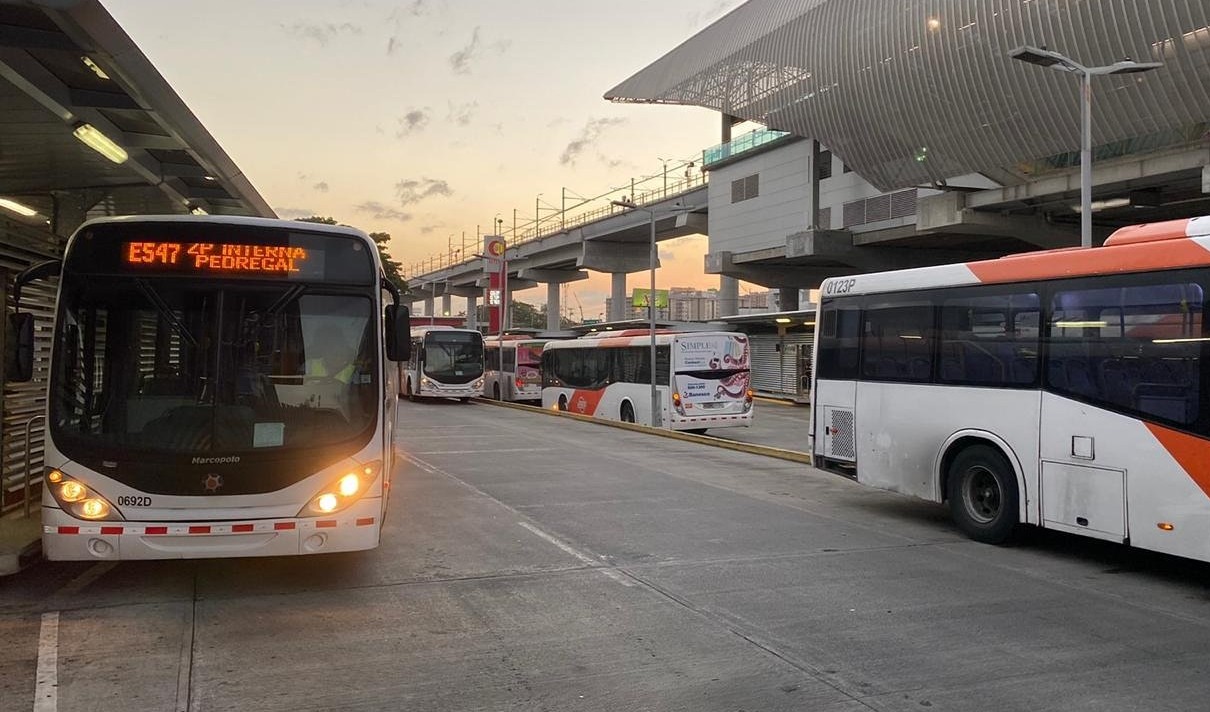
[
  {"x1": 68, "y1": 88, "x2": 141, "y2": 110},
  {"x1": 0, "y1": 23, "x2": 76, "y2": 50}
]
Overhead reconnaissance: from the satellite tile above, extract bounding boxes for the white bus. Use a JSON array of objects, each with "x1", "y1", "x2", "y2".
[
  {"x1": 9, "y1": 216, "x2": 410, "y2": 561},
  {"x1": 810, "y1": 215, "x2": 1210, "y2": 560},
  {"x1": 484, "y1": 336, "x2": 550, "y2": 402},
  {"x1": 541, "y1": 330, "x2": 754, "y2": 432},
  {"x1": 402, "y1": 326, "x2": 485, "y2": 401}
]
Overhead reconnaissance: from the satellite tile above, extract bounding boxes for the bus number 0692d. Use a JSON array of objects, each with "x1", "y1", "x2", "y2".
[{"x1": 116, "y1": 495, "x2": 152, "y2": 507}]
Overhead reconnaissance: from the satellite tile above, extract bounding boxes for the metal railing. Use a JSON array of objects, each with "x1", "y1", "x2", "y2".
[
  {"x1": 701, "y1": 128, "x2": 791, "y2": 167},
  {"x1": 22, "y1": 414, "x2": 44, "y2": 517},
  {"x1": 403, "y1": 155, "x2": 709, "y2": 281}
]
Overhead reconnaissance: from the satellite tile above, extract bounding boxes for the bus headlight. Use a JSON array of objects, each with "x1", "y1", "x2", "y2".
[
  {"x1": 474, "y1": 378, "x2": 484, "y2": 389},
  {"x1": 302, "y1": 461, "x2": 381, "y2": 516},
  {"x1": 45, "y1": 469, "x2": 123, "y2": 521}
]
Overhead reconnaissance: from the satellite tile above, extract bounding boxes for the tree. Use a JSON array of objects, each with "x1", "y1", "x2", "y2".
[{"x1": 294, "y1": 216, "x2": 407, "y2": 295}]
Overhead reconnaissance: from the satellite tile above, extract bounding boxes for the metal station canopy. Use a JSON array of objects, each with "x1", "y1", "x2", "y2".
[
  {"x1": 0, "y1": 0, "x2": 273, "y2": 226},
  {"x1": 606, "y1": 0, "x2": 1210, "y2": 192}
]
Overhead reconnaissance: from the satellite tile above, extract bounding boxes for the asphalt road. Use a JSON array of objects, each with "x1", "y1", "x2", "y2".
[
  {"x1": 5, "y1": 400, "x2": 1210, "y2": 711},
  {"x1": 704, "y1": 398, "x2": 810, "y2": 453}
]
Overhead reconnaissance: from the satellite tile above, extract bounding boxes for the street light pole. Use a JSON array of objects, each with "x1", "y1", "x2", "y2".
[
  {"x1": 1009, "y1": 45, "x2": 1162, "y2": 248},
  {"x1": 612, "y1": 198, "x2": 660, "y2": 427}
]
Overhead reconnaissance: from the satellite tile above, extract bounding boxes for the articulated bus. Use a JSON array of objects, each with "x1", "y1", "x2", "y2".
[
  {"x1": 810, "y1": 215, "x2": 1210, "y2": 561},
  {"x1": 11, "y1": 216, "x2": 410, "y2": 561},
  {"x1": 402, "y1": 326, "x2": 485, "y2": 401},
  {"x1": 484, "y1": 335, "x2": 550, "y2": 402},
  {"x1": 541, "y1": 330, "x2": 754, "y2": 432}
]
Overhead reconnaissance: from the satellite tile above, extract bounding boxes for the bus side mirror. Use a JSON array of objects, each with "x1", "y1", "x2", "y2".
[
  {"x1": 385, "y1": 304, "x2": 411, "y2": 362},
  {"x1": 6, "y1": 312, "x2": 34, "y2": 383}
]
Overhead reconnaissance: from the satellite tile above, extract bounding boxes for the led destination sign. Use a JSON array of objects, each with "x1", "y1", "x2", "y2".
[{"x1": 125, "y1": 241, "x2": 309, "y2": 275}]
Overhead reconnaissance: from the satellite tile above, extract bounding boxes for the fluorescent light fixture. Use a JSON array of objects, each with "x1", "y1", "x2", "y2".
[
  {"x1": 775, "y1": 317, "x2": 793, "y2": 324},
  {"x1": 1055, "y1": 320, "x2": 1108, "y2": 328},
  {"x1": 73, "y1": 123, "x2": 128, "y2": 164},
  {"x1": 899, "y1": 334, "x2": 924, "y2": 340},
  {"x1": 81, "y1": 56, "x2": 110, "y2": 80},
  {"x1": 189, "y1": 205, "x2": 207, "y2": 216},
  {"x1": 803, "y1": 321, "x2": 816, "y2": 326},
  {"x1": 0, "y1": 198, "x2": 38, "y2": 217},
  {"x1": 1072, "y1": 197, "x2": 1131, "y2": 213},
  {"x1": 1152, "y1": 337, "x2": 1210, "y2": 344}
]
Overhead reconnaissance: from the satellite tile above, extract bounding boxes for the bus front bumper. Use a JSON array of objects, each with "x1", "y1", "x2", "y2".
[{"x1": 41, "y1": 498, "x2": 382, "y2": 561}]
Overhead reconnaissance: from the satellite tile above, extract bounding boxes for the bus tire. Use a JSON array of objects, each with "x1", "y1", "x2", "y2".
[
  {"x1": 493, "y1": 383, "x2": 501, "y2": 400},
  {"x1": 687, "y1": 428, "x2": 708, "y2": 435},
  {"x1": 620, "y1": 401, "x2": 635, "y2": 423},
  {"x1": 947, "y1": 444, "x2": 1018, "y2": 545},
  {"x1": 406, "y1": 379, "x2": 417, "y2": 402},
  {"x1": 557, "y1": 395, "x2": 568, "y2": 412}
]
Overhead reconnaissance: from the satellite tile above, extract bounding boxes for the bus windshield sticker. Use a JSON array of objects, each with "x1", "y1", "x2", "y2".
[{"x1": 253, "y1": 422, "x2": 286, "y2": 448}]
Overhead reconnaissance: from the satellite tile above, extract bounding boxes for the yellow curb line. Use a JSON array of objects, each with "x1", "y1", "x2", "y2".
[
  {"x1": 473, "y1": 398, "x2": 814, "y2": 465},
  {"x1": 753, "y1": 396, "x2": 808, "y2": 407}
]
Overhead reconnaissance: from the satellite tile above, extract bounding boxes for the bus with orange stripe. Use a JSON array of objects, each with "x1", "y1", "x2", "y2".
[
  {"x1": 11, "y1": 216, "x2": 410, "y2": 561},
  {"x1": 810, "y1": 215, "x2": 1210, "y2": 561},
  {"x1": 541, "y1": 330, "x2": 754, "y2": 432}
]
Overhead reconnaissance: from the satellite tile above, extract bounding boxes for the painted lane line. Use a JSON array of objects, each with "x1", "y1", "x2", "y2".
[
  {"x1": 34, "y1": 612, "x2": 58, "y2": 712},
  {"x1": 56, "y1": 561, "x2": 117, "y2": 596},
  {"x1": 517, "y1": 522, "x2": 632, "y2": 587},
  {"x1": 399, "y1": 452, "x2": 632, "y2": 587}
]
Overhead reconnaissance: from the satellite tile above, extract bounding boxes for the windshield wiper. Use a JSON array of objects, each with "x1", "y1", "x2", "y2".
[
  {"x1": 135, "y1": 278, "x2": 197, "y2": 347},
  {"x1": 265, "y1": 284, "x2": 307, "y2": 319}
]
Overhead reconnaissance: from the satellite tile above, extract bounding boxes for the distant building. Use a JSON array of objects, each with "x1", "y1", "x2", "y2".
[{"x1": 605, "y1": 287, "x2": 772, "y2": 323}]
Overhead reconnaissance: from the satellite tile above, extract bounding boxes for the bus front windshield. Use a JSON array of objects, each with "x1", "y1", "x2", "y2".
[
  {"x1": 50, "y1": 278, "x2": 378, "y2": 460},
  {"x1": 423, "y1": 332, "x2": 484, "y2": 382}
]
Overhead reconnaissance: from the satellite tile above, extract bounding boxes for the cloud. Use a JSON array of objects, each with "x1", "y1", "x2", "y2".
[
  {"x1": 446, "y1": 101, "x2": 478, "y2": 126},
  {"x1": 419, "y1": 224, "x2": 440, "y2": 234},
  {"x1": 688, "y1": 0, "x2": 740, "y2": 28},
  {"x1": 355, "y1": 201, "x2": 413, "y2": 222},
  {"x1": 396, "y1": 108, "x2": 431, "y2": 137},
  {"x1": 275, "y1": 207, "x2": 319, "y2": 220},
  {"x1": 449, "y1": 27, "x2": 482, "y2": 74},
  {"x1": 313, "y1": 181, "x2": 329, "y2": 193},
  {"x1": 282, "y1": 22, "x2": 362, "y2": 46},
  {"x1": 560, "y1": 117, "x2": 628, "y2": 166},
  {"x1": 395, "y1": 178, "x2": 453, "y2": 205}
]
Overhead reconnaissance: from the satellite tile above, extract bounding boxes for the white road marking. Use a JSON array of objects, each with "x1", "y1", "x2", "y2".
[
  {"x1": 517, "y1": 522, "x2": 632, "y2": 586},
  {"x1": 34, "y1": 612, "x2": 58, "y2": 712},
  {"x1": 56, "y1": 561, "x2": 117, "y2": 596}
]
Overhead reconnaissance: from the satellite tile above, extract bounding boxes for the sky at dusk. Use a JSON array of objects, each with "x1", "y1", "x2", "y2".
[{"x1": 102, "y1": 0, "x2": 755, "y2": 318}]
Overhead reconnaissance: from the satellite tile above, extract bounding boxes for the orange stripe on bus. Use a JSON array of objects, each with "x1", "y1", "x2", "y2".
[
  {"x1": 968, "y1": 239, "x2": 1210, "y2": 284},
  {"x1": 1145, "y1": 422, "x2": 1210, "y2": 499},
  {"x1": 1104, "y1": 218, "x2": 1191, "y2": 246}
]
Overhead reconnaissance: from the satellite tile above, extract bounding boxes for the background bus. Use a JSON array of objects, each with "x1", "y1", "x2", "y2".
[
  {"x1": 402, "y1": 326, "x2": 485, "y2": 401},
  {"x1": 485, "y1": 335, "x2": 550, "y2": 402},
  {"x1": 11, "y1": 215, "x2": 410, "y2": 561},
  {"x1": 810, "y1": 215, "x2": 1210, "y2": 561},
  {"x1": 541, "y1": 330, "x2": 753, "y2": 432}
]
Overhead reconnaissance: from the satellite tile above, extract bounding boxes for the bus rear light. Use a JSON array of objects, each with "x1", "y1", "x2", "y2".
[
  {"x1": 516, "y1": 377, "x2": 524, "y2": 389},
  {"x1": 1158, "y1": 522, "x2": 1175, "y2": 531},
  {"x1": 745, "y1": 389, "x2": 754, "y2": 402}
]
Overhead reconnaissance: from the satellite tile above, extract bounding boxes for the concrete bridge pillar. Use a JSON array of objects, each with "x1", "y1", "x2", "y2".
[
  {"x1": 423, "y1": 296, "x2": 434, "y2": 317},
  {"x1": 610, "y1": 273, "x2": 627, "y2": 321},
  {"x1": 466, "y1": 295, "x2": 478, "y2": 330},
  {"x1": 777, "y1": 288, "x2": 800, "y2": 312},
  {"x1": 719, "y1": 276, "x2": 739, "y2": 317},
  {"x1": 441, "y1": 295, "x2": 452, "y2": 317},
  {"x1": 546, "y1": 283, "x2": 561, "y2": 331}
]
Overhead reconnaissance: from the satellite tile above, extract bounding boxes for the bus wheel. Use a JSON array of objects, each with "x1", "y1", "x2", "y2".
[
  {"x1": 947, "y1": 445, "x2": 1018, "y2": 544},
  {"x1": 493, "y1": 383, "x2": 501, "y2": 400},
  {"x1": 557, "y1": 395, "x2": 568, "y2": 412},
  {"x1": 620, "y1": 402, "x2": 636, "y2": 423}
]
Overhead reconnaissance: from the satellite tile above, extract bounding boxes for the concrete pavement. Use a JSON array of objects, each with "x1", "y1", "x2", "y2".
[{"x1": 4, "y1": 400, "x2": 1210, "y2": 710}]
